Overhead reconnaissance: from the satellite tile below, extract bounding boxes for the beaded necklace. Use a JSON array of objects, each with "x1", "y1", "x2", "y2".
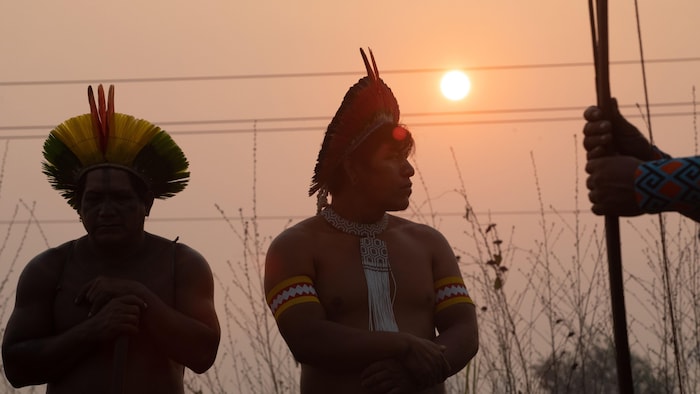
[{"x1": 320, "y1": 207, "x2": 398, "y2": 332}]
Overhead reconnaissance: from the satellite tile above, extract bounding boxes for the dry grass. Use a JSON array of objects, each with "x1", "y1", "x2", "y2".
[{"x1": 0, "y1": 121, "x2": 698, "y2": 393}]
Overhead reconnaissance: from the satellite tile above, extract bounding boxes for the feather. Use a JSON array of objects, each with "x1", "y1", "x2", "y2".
[
  {"x1": 87, "y1": 86, "x2": 102, "y2": 154},
  {"x1": 97, "y1": 85, "x2": 107, "y2": 153},
  {"x1": 106, "y1": 114, "x2": 160, "y2": 164},
  {"x1": 43, "y1": 84, "x2": 190, "y2": 210},
  {"x1": 360, "y1": 48, "x2": 374, "y2": 80},
  {"x1": 369, "y1": 49, "x2": 380, "y2": 81},
  {"x1": 106, "y1": 85, "x2": 114, "y2": 153},
  {"x1": 52, "y1": 114, "x2": 102, "y2": 165}
]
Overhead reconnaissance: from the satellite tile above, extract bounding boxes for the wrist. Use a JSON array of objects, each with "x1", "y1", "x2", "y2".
[
  {"x1": 396, "y1": 332, "x2": 412, "y2": 358},
  {"x1": 649, "y1": 145, "x2": 671, "y2": 161}
]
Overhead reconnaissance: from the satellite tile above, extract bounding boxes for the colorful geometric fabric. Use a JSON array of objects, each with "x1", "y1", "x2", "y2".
[
  {"x1": 635, "y1": 156, "x2": 700, "y2": 214},
  {"x1": 434, "y1": 276, "x2": 474, "y2": 313},
  {"x1": 266, "y1": 275, "x2": 320, "y2": 320}
]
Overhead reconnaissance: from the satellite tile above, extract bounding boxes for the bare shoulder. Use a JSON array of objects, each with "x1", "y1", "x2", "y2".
[
  {"x1": 11, "y1": 240, "x2": 76, "y2": 310},
  {"x1": 174, "y1": 241, "x2": 208, "y2": 264},
  {"x1": 175, "y1": 243, "x2": 213, "y2": 279},
  {"x1": 388, "y1": 215, "x2": 459, "y2": 277},
  {"x1": 150, "y1": 233, "x2": 207, "y2": 262},
  {"x1": 19, "y1": 240, "x2": 74, "y2": 284},
  {"x1": 267, "y1": 215, "x2": 324, "y2": 252},
  {"x1": 147, "y1": 233, "x2": 213, "y2": 280},
  {"x1": 388, "y1": 215, "x2": 450, "y2": 244},
  {"x1": 264, "y1": 216, "x2": 322, "y2": 289}
]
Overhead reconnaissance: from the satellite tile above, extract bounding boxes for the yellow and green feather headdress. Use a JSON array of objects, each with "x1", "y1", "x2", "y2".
[{"x1": 42, "y1": 84, "x2": 189, "y2": 210}]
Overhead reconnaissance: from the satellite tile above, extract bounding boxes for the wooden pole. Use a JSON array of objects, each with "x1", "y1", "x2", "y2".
[
  {"x1": 589, "y1": 1, "x2": 634, "y2": 392},
  {"x1": 111, "y1": 336, "x2": 129, "y2": 394}
]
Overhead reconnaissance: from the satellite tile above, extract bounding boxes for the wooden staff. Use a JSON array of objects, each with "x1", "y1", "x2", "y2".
[
  {"x1": 111, "y1": 336, "x2": 129, "y2": 394},
  {"x1": 588, "y1": 0, "x2": 634, "y2": 392}
]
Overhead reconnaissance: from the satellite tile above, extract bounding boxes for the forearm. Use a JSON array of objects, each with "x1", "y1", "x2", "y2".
[
  {"x1": 434, "y1": 322, "x2": 479, "y2": 376},
  {"x1": 138, "y1": 293, "x2": 219, "y2": 373},
  {"x1": 635, "y1": 156, "x2": 700, "y2": 220},
  {"x1": 3, "y1": 323, "x2": 98, "y2": 386},
  {"x1": 431, "y1": 277, "x2": 479, "y2": 377},
  {"x1": 281, "y1": 318, "x2": 408, "y2": 371},
  {"x1": 432, "y1": 300, "x2": 479, "y2": 378}
]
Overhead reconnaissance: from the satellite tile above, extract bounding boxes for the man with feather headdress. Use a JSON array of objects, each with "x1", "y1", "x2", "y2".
[
  {"x1": 1, "y1": 85, "x2": 220, "y2": 393},
  {"x1": 264, "y1": 49, "x2": 478, "y2": 393}
]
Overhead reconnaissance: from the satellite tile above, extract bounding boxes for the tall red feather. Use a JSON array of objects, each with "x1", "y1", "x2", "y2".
[
  {"x1": 97, "y1": 85, "x2": 108, "y2": 153},
  {"x1": 87, "y1": 86, "x2": 101, "y2": 150},
  {"x1": 106, "y1": 85, "x2": 114, "y2": 150}
]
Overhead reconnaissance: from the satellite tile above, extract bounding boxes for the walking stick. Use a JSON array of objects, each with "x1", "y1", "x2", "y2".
[
  {"x1": 111, "y1": 335, "x2": 129, "y2": 394},
  {"x1": 588, "y1": 1, "x2": 634, "y2": 392}
]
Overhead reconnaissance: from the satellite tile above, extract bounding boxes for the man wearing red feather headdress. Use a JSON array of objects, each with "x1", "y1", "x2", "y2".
[
  {"x1": 264, "y1": 49, "x2": 479, "y2": 393},
  {"x1": 2, "y1": 85, "x2": 220, "y2": 393}
]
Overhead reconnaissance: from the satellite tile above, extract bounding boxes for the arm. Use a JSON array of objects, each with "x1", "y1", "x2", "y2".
[
  {"x1": 2, "y1": 247, "x2": 143, "y2": 387},
  {"x1": 634, "y1": 157, "x2": 700, "y2": 222},
  {"x1": 585, "y1": 155, "x2": 700, "y2": 221},
  {"x1": 583, "y1": 100, "x2": 700, "y2": 220},
  {"x1": 76, "y1": 244, "x2": 220, "y2": 373},
  {"x1": 264, "y1": 225, "x2": 446, "y2": 372},
  {"x1": 429, "y1": 228, "x2": 479, "y2": 376},
  {"x1": 360, "y1": 227, "x2": 478, "y2": 393},
  {"x1": 138, "y1": 243, "x2": 220, "y2": 373}
]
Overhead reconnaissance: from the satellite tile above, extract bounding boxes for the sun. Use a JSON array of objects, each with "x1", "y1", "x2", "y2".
[{"x1": 440, "y1": 70, "x2": 471, "y2": 101}]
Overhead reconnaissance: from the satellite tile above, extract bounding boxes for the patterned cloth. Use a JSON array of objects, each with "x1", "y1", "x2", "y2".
[
  {"x1": 320, "y1": 207, "x2": 398, "y2": 332},
  {"x1": 635, "y1": 156, "x2": 700, "y2": 214}
]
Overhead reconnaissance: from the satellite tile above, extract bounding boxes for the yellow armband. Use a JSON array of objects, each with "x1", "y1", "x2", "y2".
[
  {"x1": 434, "y1": 276, "x2": 474, "y2": 313},
  {"x1": 266, "y1": 275, "x2": 320, "y2": 320}
]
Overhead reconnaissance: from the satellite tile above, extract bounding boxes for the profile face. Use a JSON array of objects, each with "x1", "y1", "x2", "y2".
[
  {"x1": 355, "y1": 140, "x2": 415, "y2": 212},
  {"x1": 79, "y1": 167, "x2": 149, "y2": 247}
]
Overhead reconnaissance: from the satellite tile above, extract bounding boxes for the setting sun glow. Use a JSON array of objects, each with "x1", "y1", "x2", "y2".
[{"x1": 440, "y1": 70, "x2": 471, "y2": 101}]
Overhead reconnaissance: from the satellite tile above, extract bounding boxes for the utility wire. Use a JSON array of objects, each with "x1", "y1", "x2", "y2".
[
  {"x1": 0, "y1": 112, "x2": 695, "y2": 140},
  {"x1": 0, "y1": 104, "x2": 696, "y2": 140},
  {"x1": 0, "y1": 209, "x2": 589, "y2": 225},
  {"x1": 1, "y1": 101, "x2": 694, "y2": 131},
  {"x1": 1, "y1": 57, "x2": 698, "y2": 87}
]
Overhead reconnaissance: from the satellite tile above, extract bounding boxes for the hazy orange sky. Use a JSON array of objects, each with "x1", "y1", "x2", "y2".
[
  {"x1": 1, "y1": 1, "x2": 700, "y2": 391},
  {"x1": 1, "y1": 1, "x2": 698, "y2": 244}
]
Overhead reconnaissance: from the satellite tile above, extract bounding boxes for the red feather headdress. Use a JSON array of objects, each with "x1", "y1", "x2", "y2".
[{"x1": 309, "y1": 48, "x2": 400, "y2": 199}]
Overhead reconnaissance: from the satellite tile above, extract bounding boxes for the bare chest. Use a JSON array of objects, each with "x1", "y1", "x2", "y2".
[
  {"x1": 52, "y1": 244, "x2": 175, "y2": 333},
  {"x1": 312, "y1": 234, "x2": 436, "y2": 329}
]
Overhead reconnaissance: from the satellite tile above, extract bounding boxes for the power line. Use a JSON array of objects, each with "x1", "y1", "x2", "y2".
[
  {"x1": 0, "y1": 112, "x2": 694, "y2": 140},
  {"x1": 0, "y1": 209, "x2": 591, "y2": 225},
  {"x1": 1, "y1": 57, "x2": 698, "y2": 87},
  {"x1": 0, "y1": 102, "x2": 695, "y2": 140}
]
